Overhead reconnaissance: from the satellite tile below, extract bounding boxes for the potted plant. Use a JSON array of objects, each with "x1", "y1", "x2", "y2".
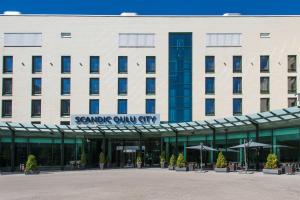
[
  {"x1": 175, "y1": 153, "x2": 188, "y2": 171},
  {"x1": 136, "y1": 153, "x2": 142, "y2": 168},
  {"x1": 160, "y1": 151, "x2": 166, "y2": 168},
  {"x1": 263, "y1": 153, "x2": 281, "y2": 175},
  {"x1": 168, "y1": 154, "x2": 176, "y2": 170},
  {"x1": 215, "y1": 152, "x2": 229, "y2": 172},
  {"x1": 25, "y1": 154, "x2": 39, "y2": 175},
  {"x1": 99, "y1": 152, "x2": 105, "y2": 170},
  {"x1": 80, "y1": 151, "x2": 87, "y2": 169}
]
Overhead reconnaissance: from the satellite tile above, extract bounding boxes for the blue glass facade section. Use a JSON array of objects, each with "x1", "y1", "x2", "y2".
[
  {"x1": 146, "y1": 56, "x2": 156, "y2": 73},
  {"x1": 146, "y1": 99, "x2": 155, "y2": 114},
  {"x1": 169, "y1": 33, "x2": 192, "y2": 122},
  {"x1": 118, "y1": 56, "x2": 128, "y2": 73},
  {"x1": 205, "y1": 56, "x2": 215, "y2": 73},
  {"x1": 146, "y1": 78, "x2": 155, "y2": 95},
  {"x1": 89, "y1": 99, "x2": 99, "y2": 114},
  {"x1": 61, "y1": 78, "x2": 70, "y2": 95},
  {"x1": 118, "y1": 99, "x2": 127, "y2": 114},
  {"x1": 233, "y1": 77, "x2": 242, "y2": 94},
  {"x1": 90, "y1": 56, "x2": 99, "y2": 73},
  {"x1": 205, "y1": 99, "x2": 215, "y2": 116},
  {"x1": 32, "y1": 56, "x2": 42, "y2": 73},
  {"x1": 32, "y1": 78, "x2": 42, "y2": 95},
  {"x1": 233, "y1": 98, "x2": 242, "y2": 115},
  {"x1": 61, "y1": 56, "x2": 71, "y2": 73},
  {"x1": 3, "y1": 56, "x2": 13, "y2": 73},
  {"x1": 118, "y1": 78, "x2": 127, "y2": 95},
  {"x1": 233, "y1": 56, "x2": 242, "y2": 72},
  {"x1": 90, "y1": 78, "x2": 99, "y2": 95},
  {"x1": 205, "y1": 77, "x2": 215, "y2": 94}
]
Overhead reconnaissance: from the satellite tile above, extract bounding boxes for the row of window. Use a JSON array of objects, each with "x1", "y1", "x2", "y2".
[
  {"x1": 2, "y1": 56, "x2": 156, "y2": 74},
  {"x1": 1, "y1": 99, "x2": 156, "y2": 118}
]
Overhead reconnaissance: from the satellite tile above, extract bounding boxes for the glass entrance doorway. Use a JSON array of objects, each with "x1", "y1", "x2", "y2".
[{"x1": 116, "y1": 146, "x2": 145, "y2": 168}]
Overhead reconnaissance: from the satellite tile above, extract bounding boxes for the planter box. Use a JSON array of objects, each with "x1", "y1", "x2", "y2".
[
  {"x1": 263, "y1": 168, "x2": 282, "y2": 175},
  {"x1": 175, "y1": 167, "x2": 188, "y2": 172},
  {"x1": 168, "y1": 166, "x2": 175, "y2": 170},
  {"x1": 99, "y1": 163, "x2": 104, "y2": 170},
  {"x1": 25, "y1": 170, "x2": 40, "y2": 175},
  {"x1": 215, "y1": 167, "x2": 229, "y2": 173}
]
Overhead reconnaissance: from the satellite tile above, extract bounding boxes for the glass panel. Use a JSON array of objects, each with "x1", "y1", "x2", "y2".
[
  {"x1": 260, "y1": 98, "x2": 270, "y2": 112},
  {"x1": 205, "y1": 56, "x2": 215, "y2": 73},
  {"x1": 118, "y1": 56, "x2": 127, "y2": 73},
  {"x1": 288, "y1": 55, "x2": 296, "y2": 72},
  {"x1": 146, "y1": 78, "x2": 155, "y2": 95},
  {"x1": 146, "y1": 56, "x2": 155, "y2": 73},
  {"x1": 118, "y1": 99, "x2": 127, "y2": 114},
  {"x1": 233, "y1": 77, "x2": 242, "y2": 94},
  {"x1": 118, "y1": 78, "x2": 127, "y2": 95},
  {"x1": 89, "y1": 78, "x2": 99, "y2": 95},
  {"x1": 205, "y1": 77, "x2": 215, "y2": 94},
  {"x1": 288, "y1": 77, "x2": 297, "y2": 94},
  {"x1": 146, "y1": 99, "x2": 155, "y2": 114},
  {"x1": 233, "y1": 98, "x2": 242, "y2": 115},
  {"x1": 61, "y1": 99, "x2": 70, "y2": 116},
  {"x1": 233, "y1": 56, "x2": 242, "y2": 72},
  {"x1": 32, "y1": 56, "x2": 42, "y2": 73},
  {"x1": 32, "y1": 78, "x2": 42, "y2": 95},
  {"x1": 61, "y1": 78, "x2": 71, "y2": 95},
  {"x1": 3, "y1": 56, "x2": 13, "y2": 73},
  {"x1": 260, "y1": 77, "x2": 269, "y2": 94},
  {"x1": 205, "y1": 99, "x2": 215, "y2": 116},
  {"x1": 2, "y1": 78, "x2": 12, "y2": 95},
  {"x1": 260, "y1": 55, "x2": 269, "y2": 72},
  {"x1": 288, "y1": 98, "x2": 297, "y2": 107},
  {"x1": 90, "y1": 56, "x2": 99, "y2": 73},
  {"x1": 89, "y1": 99, "x2": 99, "y2": 114},
  {"x1": 2, "y1": 100, "x2": 12, "y2": 117},
  {"x1": 61, "y1": 56, "x2": 71, "y2": 73},
  {"x1": 31, "y1": 99, "x2": 41, "y2": 117}
]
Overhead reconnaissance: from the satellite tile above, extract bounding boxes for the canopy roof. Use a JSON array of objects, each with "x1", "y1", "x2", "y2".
[{"x1": 0, "y1": 107, "x2": 300, "y2": 138}]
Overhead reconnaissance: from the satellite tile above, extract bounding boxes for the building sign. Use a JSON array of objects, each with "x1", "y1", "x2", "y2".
[{"x1": 71, "y1": 114, "x2": 160, "y2": 126}]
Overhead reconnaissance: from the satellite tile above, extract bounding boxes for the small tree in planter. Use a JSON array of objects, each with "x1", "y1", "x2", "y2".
[
  {"x1": 99, "y1": 152, "x2": 105, "y2": 170},
  {"x1": 263, "y1": 153, "x2": 281, "y2": 175},
  {"x1": 136, "y1": 153, "x2": 142, "y2": 168},
  {"x1": 160, "y1": 151, "x2": 166, "y2": 168},
  {"x1": 25, "y1": 154, "x2": 39, "y2": 175},
  {"x1": 168, "y1": 154, "x2": 176, "y2": 170},
  {"x1": 215, "y1": 152, "x2": 229, "y2": 172},
  {"x1": 175, "y1": 153, "x2": 187, "y2": 171},
  {"x1": 80, "y1": 151, "x2": 87, "y2": 169}
]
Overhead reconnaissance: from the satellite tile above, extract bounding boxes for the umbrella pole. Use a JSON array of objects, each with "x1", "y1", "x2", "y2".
[
  {"x1": 244, "y1": 139, "x2": 247, "y2": 172},
  {"x1": 200, "y1": 149, "x2": 203, "y2": 171}
]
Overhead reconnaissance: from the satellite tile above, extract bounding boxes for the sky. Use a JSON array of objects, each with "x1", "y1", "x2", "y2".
[{"x1": 0, "y1": 0, "x2": 300, "y2": 15}]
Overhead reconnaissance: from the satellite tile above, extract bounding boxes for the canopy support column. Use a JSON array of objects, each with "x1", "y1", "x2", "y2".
[
  {"x1": 171, "y1": 128, "x2": 179, "y2": 156},
  {"x1": 60, "y1": 130, "x2": 65, "y2": 171},
  {"x1": 250, "y1": 120, "x2": 260, "y2": 171},
  {"x1": 206, "y1": 124, "x2": 216, "y2": 162},
  {"x1": 9, "y1": 127, "x2": 15, "y2": 172}
]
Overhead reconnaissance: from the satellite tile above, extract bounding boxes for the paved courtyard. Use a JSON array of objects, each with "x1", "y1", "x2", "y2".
[{"x1": 1, "y1": 169, "x2": 300, "y2": 200}]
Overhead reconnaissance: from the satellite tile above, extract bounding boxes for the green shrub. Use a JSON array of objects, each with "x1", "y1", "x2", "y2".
[
  {"x1": 99, "y1": 152, "x2": 105, "y2": 164},
  {"x1": 169, "y1": 154, "x2": 176, "y2": 167},
  {"x1": 80, "y1": 151, "x2": 87, "y2": 166},
  {"x1": 264, "y1": 153, "x2": 278, "y2": 169},
  {"x1": 176, "y1": 153, "x2": 186, "y2": 168},
  {"x1": 160, "y1": 151, "x2": 166, "y2": 163},
  {"x1": 216, "y1": 152, "x2": 227, "y2": 168},
  {"x1": 136, "y1": 152, "x2": 142, "y2": 164},
  {"x1": 25, "y1": 154, "x2": 38, "y2": 172}
]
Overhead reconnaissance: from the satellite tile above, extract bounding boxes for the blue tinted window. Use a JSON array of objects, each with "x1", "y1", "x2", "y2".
[
  {"x1": 2, "y1": 100, "x2": 12, "y2": 117},
  {"x1": 233, "y1": 56, "x2": 242, "y2": 72},
  {"x1": 205, "y1": 77, "x2": 215, "y2": 94},
  {"x1": 32, "y1": 56, "x2": 42, "y2": 73},
  {"x1": 146, "y1": 56, "x2": 156, "y2": 73},
  {"x1": 146, "y1": 99, "x2": 155, "y2": 114},
  {"x1": 118, "y1": 78, "x2": 127, "y2": 95},
  {"x1": 2, "y1": 78, "x2": 12, "y2": 95},
  {"x1": 146, "y1": 78, "x2": 155, "y2": 95},
  {"x1": 118, "y1": 99, "x2": 127, "y2": 114},
  {"x1": 205, "y1": 56, "x2": 215, "y2": 73},
  {"x1": 233, "y1": 98, "x2": 242, "y2": 115},
  {"x1": 61, "y1": 99, "x2": 70, "y2": 116},
  {"x1": 3, "y1": 56, "x2": 13, "y2": 73},
  {"x1": 32, "y1": 78, "x2": 42, "y2": 95},
  {"x1": 260, "y1": 56, "x2": 269, "y2": 72},
  {"x1": 90, "y1": 56, "x2": 99, "y2": 73},
  {"x1": 233, "y1": 77, "x2": 242, "y2": 94},
  {"x1": 118, "y1": 56, "x2": 127, "y2": 73},
  {"x1": 89, "y1": 99, "x2": 99, "y2": 114},
  {"x1": 90, "y1": 78, "x2": 99, "y2": 95},
  {"x1": 205, "y1": 99, "x2": 215, "y2": 116},
  {"x1": 61, "y1": 56, "x2": 71, "y2": 73},
  {"x1": 31, "y1": 100, "x2": 41, "y2": 117},
  {"x1": 61, "y1": 78, "x2": 70, "y2": 95}
]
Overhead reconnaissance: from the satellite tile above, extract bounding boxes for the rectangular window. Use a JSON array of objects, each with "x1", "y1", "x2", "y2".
[
  {"x1": 61, "y1": 56, "x2": 71, "y2": 73},
  {"x1": 32, "y1": 56, "x2": 42, "y2": 73},
  {"x1": 61, "y1": 99, "x2": 70, "y2": 117},
  {"x1": 4, "y1": 33, "x2": 42, "y2": 47},
  {"x1": 89, "y1": 99, "x2": 99, "y2": 114},
  {"x1": 31, "y1": 121, "x2": 41, "y2": 124},
  {"x1": 288, "y1": 98, "x2": 297, "y2": 107},
  {"x1": 119, "y1": 33, "x2": 155, "y2": 48},
  {"x1": 31, "y1": 99, "x2": 41, "y2": 117},
  {"x1": 2, "y1": 100, "x2": 12, "y2": 117},
  {"x1": 118, "y1": 99, "x2": 127, "y2": 114},
  {"x1": 206, "y1": 33, "x2": 241, "y2": 47},
  {"x1": 90, "y1": 56, "x2": 99, "y2": 73},
  {"x1": 146, "y1": 99, "x2": 155, "y2": 114},
  {"x1": 2, "y1": 78, "x2": 12, "y2": 96},
  {"x1": 32, "y1": 78, "x2": 42, "y2": 95},
  {"x1": 61, "y1": 78, "x2": 71, "y2": 95},
  {"x1": 205, "y1": 99, "x2": 215, "y2": 116},
  {"x1": 3, "y1": 56, "x2": 13, "y2": 73},
  {"x1": 260, "y1": 77, "x2": 270, "y2": 94},
  {"x1": 288, "y1": 55, "x2": 297, "y2": 72},
  {"x1": 61, "y1": 32, "x2": 71, "y2": 38},
  {"x1": 233, "y1": 56, "x2": 242, "y2": 73},
  {"x1": 118, "y1": 78, "x2": 127, "y2": 95},
  {"x1": 233, "y1": 98, "x2": 242, "y2": 115},
  {"x1": 205, "y1": 56, "x2": 215, "y2": 73},
  {"x1": 60, "y1": 121, "x2": 70, "y2": 125},
  {"x1": 118, "y1": 56, "x2": 128, "y2": 73},
  {"x1": 260, "y1": 98, "x2": 270, "y2": 112},
  {"x1": 90, "y1": 78, "x2": 99, "y2": 95},
  {"x1": 146, "y1": 78, "x2": 155, "y2": 95},
  {"x1": 260, "y1": 55, "x2": 269, "y2": 72},
  {"x1": 233, "y1": 77, "x2": 242, "y2": 94},
  {"x1": 146, "y1": 56, "x2": 156, "y2": 73},
  {"x1": 260, "y1": 33, "x2": 270, "y2": 38},
  {"x1": 205, "y1": 77, "x2": 215, "y2": 94},
  {"x1": 288, "y1": 77, "x2": 297, "y2": 94}
]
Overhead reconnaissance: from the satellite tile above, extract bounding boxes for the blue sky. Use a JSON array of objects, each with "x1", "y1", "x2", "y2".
[{"x1": 1, "y1": 0, "x2": 300, "y2": 15}]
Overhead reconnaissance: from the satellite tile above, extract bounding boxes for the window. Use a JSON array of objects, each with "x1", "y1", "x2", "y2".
[
  {"x1": 288, "y1": 55, "x2": 296, "y2": 72},
  {"x1": 2, "y1": 100, "x2": 12, "y2": 117},
  {"x1": 89, "y1": 99, "x2": 99, "y2": 114},
  {"x1": 233, "y1": 56, "x2": 242, "y2": 72},
  {"x1": 288, "y1": 77, "x2": 297, "y2": 94},
  {"x1": 4, "y1": 33, "x2": 42, "y2": 47},
  {"x1": 61, "y1": 32, "x2": 71, "y2": 38},
  {"x1": 260, "y1": 77, "x2": 270, "y2": 94},
  {"x1": 90, "y1": 78, "x2": 99, "y2": 95},
  {"x1": 31, "y1": 121, "x2": 41, "y2": 124},
  {"x1": 206, "y1": 33, "x2": 241, "y2": 47},
  {"x1": 146, "y1": 56, "x2": 156, "y2": 73},
  {"x1": 118, "y1": 99, "x2": 127, "y2": 114},
  {"x1": 90, "y1": 56, "x2": 99, "y2": 73},
  {"x1": 61, "y1": 78, "x2": 70, "y2": 95},
  {"x1": 3, "y1": 56, "x2": 13, "y2": 73},
  {"x1": 205, "y1": 99, "x2": 215, "y2": 116},
  {"x1": 260, "y1": 56, "x2": 269, "y2": 72},
  {"x1": 260, "y1": 98, "x2": 270, "y2": 112},
  {"x1": 60, "y1": 121, "x2": 70, "y2": 125},
  {"x1": 119, "y1": 33, "x2": 155, "y2": 48},
  {"x1": 32, "y1": 56, "x2": 42, "y2": 73},
  {"x1": 2, "y1": 78, "x2": 12, "y2": 96},
  {"x1": 288, "y1": 98, "x2": 297, "y2": 107},
  {"x1": 118, "y1": 56, "x2": 127, "y2": 73},
  {"x1": 31, "y1": 100, "x2": 41, "y2": 117},
  {"x1": 61, "y1": 99, "x2": 70, "y2": 117},
  {"x1": 118, "y1": 78, "x2": 127, "y2": 95},
  {"x1": 233, "y1": 98, "x2": 242, "y2": 115},
  {"x1": 32, "y1": 78, "x2": 42, "y2": 95},
  {"x1": 205, "y1": 56, "x2": 215, "y2": 73},
  {"x1": 61, "y1": 56, "x2": 71, "y2": 73},
  {"x1": 233, "y1": 77, "x2": 242, "y2": 94},
  {"x1": 260, "y1": 33, "x2": 270, "y2": 38},
  {"x1": 146, "y1": 99, "x2": 155, "y2": 114},
  {"x1": 205, "y1": 77, "x2": 215, "y2": 94},
  {"x1": 146, "y1": 78, "x2": 155, "y2": 95}
]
